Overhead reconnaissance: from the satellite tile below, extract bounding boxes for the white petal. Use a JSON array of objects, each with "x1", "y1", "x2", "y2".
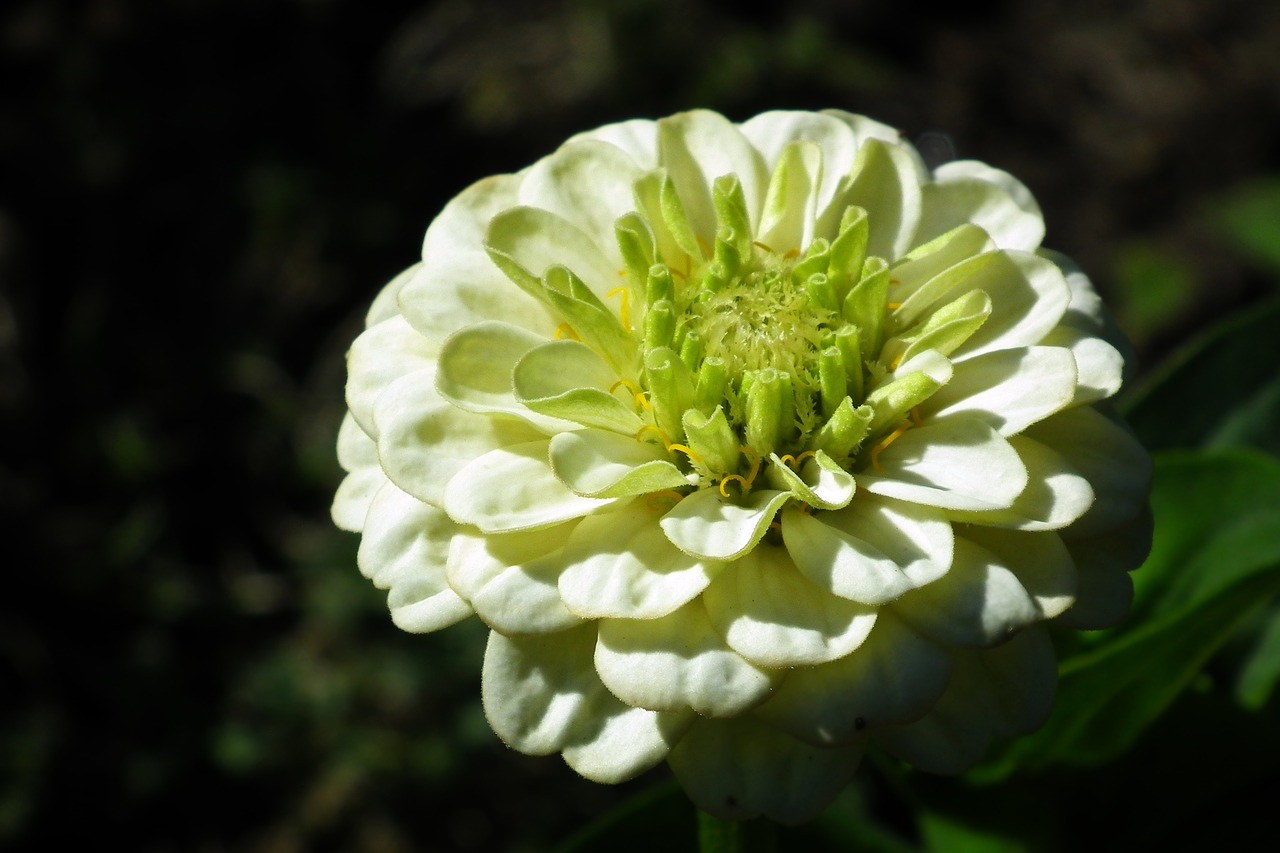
[
  {"x1": 782, "y1": 495, "x2": 953, "y2": 605},
  {"x1": 561, "y1": 702, "x2": 689, "y2": 784},
  {"x1": 842, "y1": 138, "x2": 924, "y2": 260},
  {"x1": 513, "y1": 341, "x2": 644, "y2": 434},
  {"x1": 447, "y1": 522, "x2": 577, "y2": 601},
  {"x1": 470, "y1": 555, "x2": 584, "y2": 635},
  {"x1": 421, "y1": 173, "x2": 522, "y2": 261},
  {"x1": 916, "y1": 160, "x2": 1045, "y2": 251},
  {"x1": 434, "y1": 321, "x2": 574, "y2": 432},
  {"x1": 891, "y1": 537, "x2": 1039, "y2": 647},
  {"x1": 570, "y1": 117, "x2": 659, "y2": 170},
  {"x1": 756, "y1": 611, "x2": 951, "y2": 745},
  {"x1": 558, "y1": 503, "x2": 724, "y2": 619},
  {"x1": 485, "y1": 205, "x2": 621, "y2": 301},
  {"x1": 953, "y1": 251, "x2": 1071, "y2": 358},
  {"x1": 958, "y1": 527, "x2": 1078, "y2": 619},
  {"x1": 948, "y1": 434, "x2": 1095, "y2": 531},
  {"x1": 481, "y1": 625, "x2": 599, "y2": 755},
  {"x1": 1023, "y1": 407, "x2": 1152, "y2": 538},
  {"x1": 345, "y1": 315, "x2": 435, "y2": 438},
  {"x1": 860, "y1": 418, "x2": 1029, "y2": 512},
  {"x1": 1041, "y1": 325, "x2": 1124, "y2": 406},
  {"x1": 879, "y1": 626, "x2": 1056, "y2": 774},
  {"x1": 549, "y1": 429, "x2": 689, "y2": 498},
  {"x1": 331, "y1": 466, "x2": 387, "y2": 533},
  {"x1": 374, "y1": 371, "x2": 543, "y2": 506},
  {"x1": 443, "y1": 440, "x2": 617, "y2": 533},
  {"x1": 667, "y1": 716, "x2": 864, "y2": 824},
  {"x1": 659, "y1": 488, "x2": 792, "y2": 561},
  {"x1": 703, "y1": 544, "x2": 878, "y2": 667},
  {"x1": 1055, "y1": 510, "x2": 1150, "y2": 629},
  {"x1": 518, "y1": 139, "x2": 647, "y2": 264},
  {"x1": 336, "y1": 411, "x2": 378, "y2": 472},
  {"x1": 739, "y1": 110, "x2": 857, "y2": 228},
  {"x1": 366, "y1": 263, "x2": 421, "y2": 327},
  {"x1": 595, "y1": 600, "x2": 777, "y2": 717},
  {"x1": 924, "y1": 346, "x2": 1077, "y2": 436},
  {"x1": 357, "y1": 482, "x2": 473, "y2": 633},
  {"x1": 756, "y1": 140, "x2": 821, "y2": 253},
  {"x1": 399, "y1": 251, "x2": 551, "y2": 345},
  {"x1": 658, "y1": 110, "x2": 770, "y2": 238}
]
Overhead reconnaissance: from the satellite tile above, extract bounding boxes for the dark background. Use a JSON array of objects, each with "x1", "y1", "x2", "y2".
[{"x1": 3, "y1": 0, "x2": 1279, "y2": 850}]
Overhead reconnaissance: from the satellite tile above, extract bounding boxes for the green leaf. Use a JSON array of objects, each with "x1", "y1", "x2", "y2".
[
  {"x1": 1207, "y1": 177, "x2": 1280, "y2": 275},
  {"x1": 1235, "y1": 604, "x2": 1280, "y2": 710},
  {"x1": 970, "y1": 450, "x2": 1280, "y2": 780},
  {"x1": 1123, "y1": 298, "x2": 1280, "y2": 453}
]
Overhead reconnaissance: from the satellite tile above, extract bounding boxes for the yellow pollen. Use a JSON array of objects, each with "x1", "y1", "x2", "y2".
[
  {"x1": 607, "y1": 286, "x2": 632, "y2": 332},
  {"x1": 910, "y1": 406, "x2": 923, "y2": 428},
  {"x1": 554, "y1": 324, "x2": 579, "y2": 341},
  {"x1": 752, "y1": 240, "x2": 775, "y2": 254},
  {"x1": 783, "y1": 247, "x2": 800, "y2": 261},
  {"x1": 886, "y1": 302, "x2": 902, "y2": 310},
  {"x1": 870, "y1": 421, "x2": 912, "y2": 473}
]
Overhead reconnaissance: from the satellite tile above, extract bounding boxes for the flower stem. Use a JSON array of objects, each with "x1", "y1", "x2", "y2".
[{"x1": 697, "y1": 811, "x2": 777, "y2": 853}]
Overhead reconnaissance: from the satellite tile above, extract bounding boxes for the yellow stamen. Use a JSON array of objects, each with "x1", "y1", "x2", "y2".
[
  {"x1": 886, "y1": 302, "x2": 902, "y2": 310},
  {"x1": 783, "y1": 247, "x2": 800, "y2": 261},
  {"x1": 554, "y1": 323, "x2": 579, "y2": 341},
  {"x1": 752, "y1": 240, "x2": 775, "y2": 254},
  {"x1": 635, "y1": 424, "x2": 670, "y2": 446},
  {"x1": 607, "y1": 286, "x2": 632, "y2": 332},
  {"x1": 910, "y1": 406, "x2": 923, "y2": 428},
  {"x1": 696, "y1": 236, "x2": 712, "y2": 259},
  {"x1": 718, "y1": 446, "x2": 762, "y2": 498},
  {"x1": 666, "y1": 443, "x2": 703, "y2": 466},
  {"x1": 870, "y1": 421, "x2": 912, "y2": 473},
  {"x1": 611, "y1": 380, "x2": 651, "y2": 412},
  {"x1": 778, "y1": 450, "x2": 817, "y2": 470}
]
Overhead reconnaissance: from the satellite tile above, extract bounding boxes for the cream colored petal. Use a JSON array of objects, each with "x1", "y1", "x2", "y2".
[
  {"x1": 443, "y1": 440, "x2": 618, "y2": 533},
  {"x1": 1040, "y1": 325, "x2": 1124, "y2": 407},
  {"x1": 756, "y1": 611, "x2": 951, "y2": 745},
  {"x1": 447, "y1": 522, "x2": 578, "y2": 601},
  {"x1": 337, "y1": 411, "x2": 378, "y2": 472},
  {"x1": 357, "y1": 482, "x2": 473, "y2": 633},
  {"x1": 916, "y1": 160, "x2": 1045, "y2": 251},
  {"x1": 924, "y1": 346, "x2": 1077, "y2": 436},
  {"x1": 657, "y1": 110, "x2": 770, "y2": 241},
  {"x1": 482, "y1": 625, "x2": 687, "y2": 781},
  {"x1": 331, "y1": 466, "x2": 387, "y2": 533},
  {"x1": 843, "y1": 138, "x2": 924, "y2": 260},
  {"x1": 739, "y1": 110, "x2": 857, "y2": 228},
  {"x1": 399, "y1": 252, "x2": 552, "y2": 345},
  {"x1": 659, "y1": 487, "x2": 791, "y2": 561},
  {"x1": 549, "y1": 429, "x2": 690, "y2": 499},
  {"x1": 878, "y1": 626, "x2": 1056, "y2": 774},
  {"x1": 947, "y1": 434, "x2": 1095, "y2": 531},
  {"x1": 375, "y1": 371, "x2": 543, "y2": 507},
  {"x1": 485, "y1": 205, "x2": 622, "y2": 301},
  {"x1": 952, "y1": 252, "x2": 1071, "y2": 358},
  {"x1": 518, "y1": 139, "x2": 647, "y2": 266},
  {"x1": 569, "y1": 117, "x2": 659, "y2": 170},
  {"x1": 891, "y1": 537, "x2": 1039, "y2": 648},
  {"x1": 421, "y1": 173, "x2": 522, "y2": 260},
  {"x1": 470, "y1": 554, "x2": 584, "y2": 636},
  {"x1": 1023, "y1": 407, "x2": 1152, "y2": 538},
  {"x1": 959, "y1": 527, "x2": 1077, "y2": 619},
  {"x1": 782, "y1": 494, "x2": 953, "y2": 605},
  {"x1": 860, "y1": 419, "x2": 1029, "y2": 512},
  {"x1": 595, "y1": 599, "x2": 777, "y2": 717},
  {"x1": 366, "y1": 263, "x2": 421, "y2": 327},
  {"x1": 667, "y1": 716, "x2": 865, "y2": 824},
  {"x1": 558, "y1": 503, "x2": 724, "y2": 620},
  {"x1": 703, "y1": 544, "x2": 878, "y2": 668},
  {"x1": 756, "y1": 140, "x2": 821, "y2": 254},
  {"x1": 345, "y1": 315, "x2": 435, "y2": 438},
  {"x1": 434, "y1": 321, "x2": 574, "y2": 432}
]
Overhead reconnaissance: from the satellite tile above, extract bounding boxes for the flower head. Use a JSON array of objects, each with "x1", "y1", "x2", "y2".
[{"x1": 334, "y1": 110, "x2": 1152, "y2": 823}]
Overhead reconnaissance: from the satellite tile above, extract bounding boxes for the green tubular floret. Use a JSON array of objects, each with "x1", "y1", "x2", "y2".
[
  {"x1": 646, "y1": 263, "x2": 675, "y2": 306},
  {"x1": 645, "y1": 299, "x2": 676, "y2": 352},
  {"x1": 843, "y1": 256, "x2": 890, "y2": 361},
  {"x1": 682, "y1": 406, "x2": 741, "y2": 477},
  {"x1": 646, "y1": 346, "x2": 695, "y2": 443},
  {"x1": 809, "y1": 398, "x2": 874, "y2": 464},
  {"x1": 615, "y1": 212, "x2": 656, "y2": 285}
]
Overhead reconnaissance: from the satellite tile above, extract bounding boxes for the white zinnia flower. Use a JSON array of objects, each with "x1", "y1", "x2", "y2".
[{"x1": 333, "y1": 110, "x2": 1152, "y2": 823}]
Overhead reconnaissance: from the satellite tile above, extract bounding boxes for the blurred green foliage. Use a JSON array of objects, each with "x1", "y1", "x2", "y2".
[{"x1": 5, "y1": 0, "x2": 1280, "y2": 850}]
